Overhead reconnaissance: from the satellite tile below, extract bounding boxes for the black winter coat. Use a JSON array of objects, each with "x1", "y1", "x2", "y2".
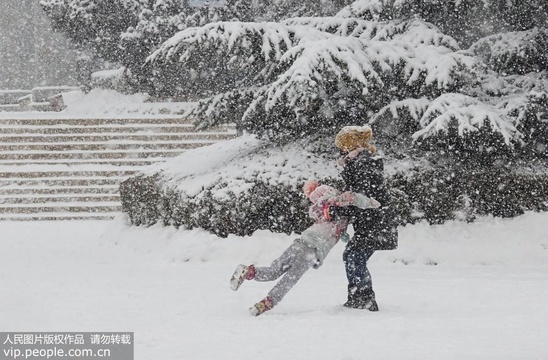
[{"x1": 330, "y1": 150, "x2": 398, "y2": 251}]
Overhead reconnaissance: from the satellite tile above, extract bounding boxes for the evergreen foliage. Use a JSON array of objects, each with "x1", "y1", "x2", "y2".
[
  {"x1": 40, "y1": 0, "x2": 352, "y2": 94},
  {"x1": 68, "y1": 0, "x2": 548, "y2": 234},
  {"x1": 149, "y1": 18, "x2": 474, "y2": 142},
  {"x1": 121, "y1": 175, "x2": 313, "y2": 237},
  {"x1": 468, "y1": 27, "x2": 548, "y2": 75},
  {"x1": 338, "y1": 0, "x2": 548, "y2": 47},
  {"x1": 120, "y1": 161, "x2": 548, "y2": 236}
]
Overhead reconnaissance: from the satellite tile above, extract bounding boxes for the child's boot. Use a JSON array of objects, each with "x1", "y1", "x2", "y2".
[
  {"x1": 230, "y1": 264, "x2": 256, "y2": 291},
  {"x1": 249, "y1": 296, "x2": 274, "y2": 316}
]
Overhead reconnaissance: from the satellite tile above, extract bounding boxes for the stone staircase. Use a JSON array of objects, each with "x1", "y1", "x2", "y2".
[{"x1": 0, "y1": 116, "x2": 236, "y2": 220}]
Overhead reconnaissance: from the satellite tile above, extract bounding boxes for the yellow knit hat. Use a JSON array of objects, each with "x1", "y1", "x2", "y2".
[{"x1": 335, "y1": 125, "x2": 376, "y2": 153}]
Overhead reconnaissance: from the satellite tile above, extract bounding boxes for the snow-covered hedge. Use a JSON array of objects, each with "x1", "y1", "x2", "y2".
[
  {"x1": 120, "y1": 135, "x2": 341, "y2": 236},
  {"x1": 120, "y1": 134, "x2": 548, "y2": 236},
  {"x1": 121, "y1": 175, "x2": 315, "y2": 237},
  {"x1": 389, "y1": 167, "x2": 548, "y2": 224}
]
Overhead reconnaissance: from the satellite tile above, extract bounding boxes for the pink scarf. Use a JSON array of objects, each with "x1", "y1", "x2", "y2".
[{"x1": 337, "y1": 147, "x2": 366, "y2": 167}]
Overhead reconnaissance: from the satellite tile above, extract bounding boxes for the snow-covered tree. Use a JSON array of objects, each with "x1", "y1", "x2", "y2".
[
  {"x1": 40, "y1": 0, "x2": 141, "y2": 65},
  {"x1": 468, "y1": 28, "x2": 548, "y2": 76},
  {"x1": 121, "y1": 0, "x2": 548, "y2": 234},
  {"x1": 338, "y1": 0, "x2": 548, "y2": 47},
  {"x1": 149, "y1": 18, "x2": 474, "y2": 141},
  {"x1": 40, "y1": 0, "x2": 351, "y2": 94},
  {"x1": 147, "y1": 0, "x2": 548, "y2": 161}
]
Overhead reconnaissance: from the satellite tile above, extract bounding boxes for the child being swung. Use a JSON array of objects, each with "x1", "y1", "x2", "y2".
[{"x1": 230, "y1": 180, "x2": 381, "y2": 316}]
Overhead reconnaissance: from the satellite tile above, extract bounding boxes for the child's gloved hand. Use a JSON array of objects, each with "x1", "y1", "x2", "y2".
[
  {"x1": 353, "y1": 194, "x2": 381, "y2": 209},
  {"x1": 369, "y1": 198, "x2": 381, "y2": 208},
  {"x1": 340, "y1": 232, "x2": 350, "y2": 243}
]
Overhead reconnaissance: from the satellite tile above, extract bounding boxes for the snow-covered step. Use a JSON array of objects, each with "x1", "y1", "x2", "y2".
[
  {"x1": 0, "y1": 140, "x2": 221, "y2": 152},
  {"x1": 0, "y1": 176, "x2": 127, "y2": 187},
  {"x1": 0, "y1": 124, "x2": 195, "y2": 133},
  {"x1": 0, "y1": 170, "x2": 135, "y2": 178},
  {"x1": 0, "y1": 116, "x2": 236, "y2": 220},
  {"x1": 0, "y1": 117, "x2": 194, "y2": 126},
  {"x1": 0, "y1": 194, "x2": 120, "y2": 204},
  {"x1": 0, "y1": 212, "x2": 120, "y2": 221},
  {"x1": 0, "y1": 164, "x2": 146, "y2": 171},
  {"x1": 0, "y1": 148, "x2": 191, "y2": 160},
  {"x1": 0, "y1": 203, "x2": 122, "y2": 214},
  {"x1": 0, "y1": 185, "x2": 119, "y2": 195},
  {"x1": 0, "y1": 158, "x2": 164, "y2": 166},
  {"x1": 0, "y1": 132, "x2": 234, "y2": 142},
  {"x1": 0, "y1": 124, "x2": 234, "y2": 134}
]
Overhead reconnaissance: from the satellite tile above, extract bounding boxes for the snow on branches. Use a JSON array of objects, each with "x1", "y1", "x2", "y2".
[
  {"x1": 149, "y1": 21, "x2": 302, "y2": 66},
  {"x1": 412, "y1": 93, "x2": 521, "y2": 146},
  {"x1": 371, "y1": 93, "x2": 525, "y2": 149},
  {"x1": 146, "y1": 0, "x2": 547, "y2": 157},
  {"x1": 336, "y1": 0, "x2": 410, "y2": 20},
  {"x1": 149, "y1": 17, "x2": 474, "y2": 141},
  {"x1": 283, "y1": 17, "x2": 459, "y2": 50},
  {"x1": 468, "y1": 27, "x2": 548, "y2": 75}
]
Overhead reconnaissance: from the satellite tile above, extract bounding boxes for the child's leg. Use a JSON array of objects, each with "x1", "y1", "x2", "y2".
[
  {"x1": 231, "y1": 240, "x2": 305, "y2": 292},
  {"x1": 265, "y1": 243, "x2": 317, "y2": 306},
  {"x1": 254, "y1": 241, "x2": 302, "y2": 282}
]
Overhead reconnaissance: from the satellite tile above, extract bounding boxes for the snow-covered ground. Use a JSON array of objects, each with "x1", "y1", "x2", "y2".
[
  {"x1": 0, "y1": 89, "x2": 196, "y2": 119},
  {"x1": 1, "y1": 212, "x2": 547, "y2": 360},
  {"x1": 1, "y1": 89, "x2": 547, "y2": 358}
]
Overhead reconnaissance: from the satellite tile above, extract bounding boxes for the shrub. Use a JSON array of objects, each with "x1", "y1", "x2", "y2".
[
  {"x1": 121, "y1": 159, "x2": 548, "y2": 236},
  {"x1": 120, "y1": 134, "x2": 340, "y2": 236},
  {"x1": 120, "y1": 175, "x2": 162, "y2": 227},
  {"x1": 121, "y1": 175, "x2": 314, "y2": 237},
  {"x1": 388, "y1": 167, "x2": 548, "y2": 225}
]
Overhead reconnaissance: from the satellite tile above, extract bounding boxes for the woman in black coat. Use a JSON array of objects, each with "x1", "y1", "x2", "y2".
[{"x1": 328, "y1": 125, "x2": 398, "y2": 311}]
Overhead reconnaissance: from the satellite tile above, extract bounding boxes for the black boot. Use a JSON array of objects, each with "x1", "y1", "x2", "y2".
[
  {"x1": 343, "y1": 285, "x2": 359, "y2": 308},
  {"x1": 356, "y1": 288, "x2": 379, "y2": 311}
]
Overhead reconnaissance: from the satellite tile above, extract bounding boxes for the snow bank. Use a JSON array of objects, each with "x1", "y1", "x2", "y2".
[
  {"x1": 102, "y1": 211, "x2": 548, "y2": 268},
  {"x1": 0, "y1": 89, "x2": 196, "y2": 118},
  {"x1": 387, "y1": 212, "x2": 548, "y2": 267},
  {"x1": 62, "y1": 89, "x2": 195, "y2": 117}
]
